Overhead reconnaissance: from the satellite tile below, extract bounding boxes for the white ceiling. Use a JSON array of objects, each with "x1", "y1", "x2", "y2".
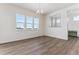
[{"x1": 12, "y1": 3, "x2": 75, "y2": 14}]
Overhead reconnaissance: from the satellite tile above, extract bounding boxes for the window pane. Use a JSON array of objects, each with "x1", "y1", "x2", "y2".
[
  {"x1": 51, "y1": 17, "x2": 61, "y2": 27},
  {"x1": 57, "y1": 19, "x2": 60, "y2": 23},
  {"x1": 16, "y1": 23, "x2": 24, "y2": 29},
  {"x1": 16, "y1": 14, "x2": 25, "y2": 29},
  {"x1": 26, "y1": 16, "x2": 33, "y2": 29},
  {"x1": 27, "y1": 23, "x2": 33, "y2": 28},
  {"x1": 73, "y1": 16, "x2": 79, "y2": 21},
  {"x1": 34, "y1": 17, "x2": 39, "y2": 29},
  {"x1": 16, "y1": 14, "x2": 25, "y2": 22}
]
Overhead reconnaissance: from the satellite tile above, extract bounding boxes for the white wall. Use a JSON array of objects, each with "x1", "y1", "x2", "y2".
[
  {"x1": 45, "y1": 4, "x2": 79, "y2": 40},
  {"x1": 0, "y1": 4, "x2": 45, "y2": 44},
  {"x1": 0, "y1": 4, "x2": 16, "y2": 43},
  {"x1": 67, "y1": 4, "x2": 79, "y2": 37},
  {"x1": 45, "y1": 9, "x2": 68, "y2": 40}
]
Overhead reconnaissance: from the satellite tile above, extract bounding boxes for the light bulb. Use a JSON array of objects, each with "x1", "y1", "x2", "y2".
[
  {"x1": 36, "y1": 9, "x2": 40, "y2": 14},
  {"x1": 40, "y1": 9, "x2": 43, "y2": 14}
]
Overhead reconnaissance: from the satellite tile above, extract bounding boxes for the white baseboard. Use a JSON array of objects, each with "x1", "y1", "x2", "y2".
[{"x1": 44, "y1": 34, "x2": 68, "y2": 40}]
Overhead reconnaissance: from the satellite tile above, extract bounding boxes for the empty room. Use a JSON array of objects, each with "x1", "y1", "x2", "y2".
[{"x1": 0, "y1": 3, "x2": 79, "y2": 55}]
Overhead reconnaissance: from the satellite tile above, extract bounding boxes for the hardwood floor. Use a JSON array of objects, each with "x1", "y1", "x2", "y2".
[{"x1": 0, "y1": 36, "x2": 79, "y2": 55}]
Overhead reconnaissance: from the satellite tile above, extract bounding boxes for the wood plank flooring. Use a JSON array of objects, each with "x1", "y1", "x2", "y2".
[{"x1": 0, "y1": 36, "x2": 79, "y2": 55}]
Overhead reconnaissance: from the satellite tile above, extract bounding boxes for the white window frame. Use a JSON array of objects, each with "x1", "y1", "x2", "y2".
[
  {"x1": 16, "y1": 13, "x2": 40, "y2": 31},
  {"x1": 33, "y1": 17, "x2": 39, "y2": 30},
  {"x1": 51, "y1": 16, "x2": 61, "y2": 27},
  {"x1": 26, "y1": 16, "x2": 33, "y2": 30}
]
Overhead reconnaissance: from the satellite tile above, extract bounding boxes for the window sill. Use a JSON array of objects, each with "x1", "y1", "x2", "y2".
[
  {"x1": 16, "y1": 28, "x2": 25, "y2": 31},
  {"x1": 33, "y1": 28, "x2": 39, "y2": 31}
]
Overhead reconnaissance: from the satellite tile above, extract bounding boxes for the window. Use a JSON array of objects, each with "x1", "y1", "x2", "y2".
[
  {"x1": 26, "y1": 16, "x2": 33, "y2": 29},
  {"x1": 16, "y1": 13, "x2": 39, "y2": 30},
  {"x1": 16, "y1": 14, "x2": 25, "y2": 29},
  {"x1": 73, "y1": 16, "x2": 79, "y2": 21},
  {"x1": 34, "y1": 17, "x2": 39, "y2": 29},
  {"x1": 51, "y1": 17, "x2": 61, "y2": 27}
]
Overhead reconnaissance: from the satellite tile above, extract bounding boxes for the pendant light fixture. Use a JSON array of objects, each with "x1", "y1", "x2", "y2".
[{"x1": 36, "y1": 3, "x2": 43, "y2": 14}]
